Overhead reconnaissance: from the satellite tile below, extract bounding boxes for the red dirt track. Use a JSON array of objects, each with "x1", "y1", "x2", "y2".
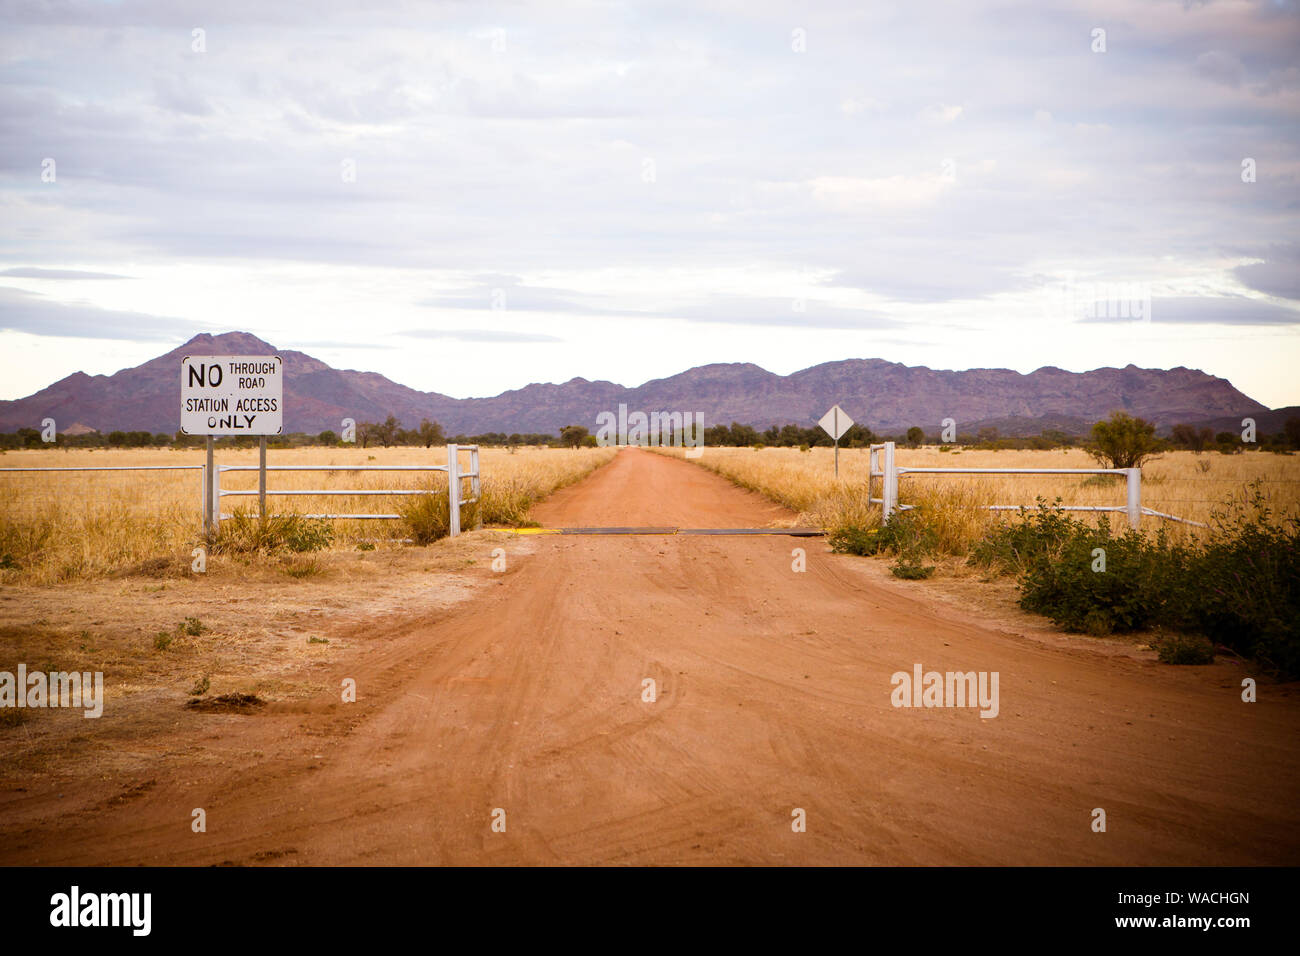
[{"x1": 3, "y1": 448, "x2": 1297, "y2": 865}]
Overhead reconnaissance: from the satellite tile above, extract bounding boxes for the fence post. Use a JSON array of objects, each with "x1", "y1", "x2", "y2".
[
  {"x1": 446, "y1": 443, "x2": 461, "y2": 538},
  {"x1": 471, "y1": 446, "x2": 482, "y2": 529},
  {"x1": 203, "y1": 437, "x2": 214, "y2": 537},
  {"x1": 258, "y1": 436, "x2": 267, "y2": 520},
  {"x1": 209, "y1": 463, "x2": 221, "y2": 530},
  {"x1": 1126, "y1": 468, "x2": 1141, "y2": 529},
  {"x1": 868, "y1": 446, "x2": 878, "y2": 503},
  {"x1": 882, "y1": 441, "x2": 897, "y2": 522}
]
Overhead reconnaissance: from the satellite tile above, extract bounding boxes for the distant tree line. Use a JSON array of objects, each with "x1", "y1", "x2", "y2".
[
  {"x1": 0, "y1": 416, "x2": 570, "y2": 451},
  {"x1": 3, "y1": 414, "x2": 1298, "y2": 454}
]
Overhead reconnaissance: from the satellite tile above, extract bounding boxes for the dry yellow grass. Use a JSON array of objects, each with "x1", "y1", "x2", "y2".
[
  {"x1": 0, "y1": 444, "x2": 616, "y2": 583},
  {"x1": 655, "y1": 444, "x2": 1300, "y2": 551}
]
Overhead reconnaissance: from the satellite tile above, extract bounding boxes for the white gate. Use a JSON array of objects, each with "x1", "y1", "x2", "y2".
[
  {"x1": 867, "y1": 441, "x2": 1205, "y2": 529},
  {"x1": 203, "y1": 443, "x2": 481, "y2": 536}
]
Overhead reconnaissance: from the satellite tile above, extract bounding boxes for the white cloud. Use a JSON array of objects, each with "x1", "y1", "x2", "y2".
[
  {"x1": 918, "y1": 103, "x2": 963, "y2": 123},
  {"x1": 808, "y1": 173, "x2": 952, "y2": 209},
  {"x1": 840, "y1": 95, "x2": 885, "y2": 114}
]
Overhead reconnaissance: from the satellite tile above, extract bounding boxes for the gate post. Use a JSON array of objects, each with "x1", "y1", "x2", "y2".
[
  {"x1": 1126, "y1": 468, "x2": 1141, "y2": 529},
  {"x1": 258, "y1": 436, "x2": 267, "y2": 520},
  {"x1": 868, "y1": 446, "x2": 878, "y2": 504},
  {"x1": 446, "y1": 443, "x2": 461, "y2": 538},
  {"x1": 882, "y1": 441, "x2": 898, "y2": 522},
  {"x1": 470, "y1": 446, "x2": 482, "y2": 529},
  {"x1": 209, "y1": 462, "x2": 222, "y2": 530},
  {"x1": 203, "y1": 436, "x2": 214, "y2": 537}
]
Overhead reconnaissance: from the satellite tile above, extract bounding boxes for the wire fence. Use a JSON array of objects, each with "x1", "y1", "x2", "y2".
[{"x1": 0, "y1": 465, "x2": 204, "y2": 523}]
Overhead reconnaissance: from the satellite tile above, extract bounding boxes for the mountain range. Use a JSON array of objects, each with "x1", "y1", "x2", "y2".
[{"x1": 0, "y1": 331, "x2": 1291, "y2": 438}]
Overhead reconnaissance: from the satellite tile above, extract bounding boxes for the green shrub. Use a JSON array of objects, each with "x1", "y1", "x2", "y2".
[
  {"x1": 210, "y1": 511, "x2": 334, "y2": 555},
  {"x1": 890, "y1": 559, "x2": 935, "y2": 580},
  {"x1": 1016, "y1": 518, "x2": 1190, "y2": 635},
  {"x1": 970, "y1": 485, "x2": 1299, "y2": 677},
  {"x1": 827, "y1": 523, "x2": 882, "y2": 556},
  {"x1": 1187, "y1": 484, "x2": 1299, "y2": 676},
  {"x1": 829, "y1": 511, "x2": 938, "y2": 580},
  {"x1": 180, "y1": 616, "x2": 206, "y2": 636},
  {"x1": 1157, "y1": 632, "x2": 1215, "y2": 665},
  {"x1": 154, "y1": 631, "x2": 173, "y2": 651},
  {"x1": 968, "y1": 498, "x2": 1078, "y2": 575},
  {"x1": 876, "y1": 511, "x2": 938, "y2": 579},
  {"x1": 881, "y1": 510, "x2": 936, "y2": 560}
]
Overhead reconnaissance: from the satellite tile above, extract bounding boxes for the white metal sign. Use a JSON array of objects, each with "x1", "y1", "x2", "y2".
[
  {"x1": 181, "y1": 355, "x2": 283, "y2": 435},
  {"x1": 818, "y1": 405, "x2": 853, "y2": 441}
]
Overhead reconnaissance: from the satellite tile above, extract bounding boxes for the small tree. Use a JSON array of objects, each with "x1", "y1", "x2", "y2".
[
  {"x1": 318, "y1": 430, "x2": 338, "y2": 446},
  {"x1": 375, "y1": 415, "x2": 400, "y2": 447},
  {"x1": 560, "y1": 425, "x2": 589, "y2": 448},
  {"x1": 417, "y1": 419, "x2": 445, "y2": 448},
  {"x1": 905, "y1": 426, "x2": 924, "y2": 447},
  {"x1": 1170, "y1": 423, "x2": 1213, "y2": 453},
  {"x1": 1285, "y1": 417, "x2": 1300, "y2": 450},
  {"x1": 1214, "y1": 431, "x2": 1243, "y2": 455},
  {"x1": 1087, "y1": 411, "x2": 1162, "y2": 469}
]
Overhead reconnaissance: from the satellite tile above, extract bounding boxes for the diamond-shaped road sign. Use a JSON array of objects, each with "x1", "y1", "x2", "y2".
[{"x1": 818, "y1": 405, "x2": 853, "y2": 441}]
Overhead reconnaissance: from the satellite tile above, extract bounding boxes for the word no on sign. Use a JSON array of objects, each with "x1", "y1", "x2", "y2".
[{"x1": 181, "y1": 355, "x2": 283, "y2": 435}]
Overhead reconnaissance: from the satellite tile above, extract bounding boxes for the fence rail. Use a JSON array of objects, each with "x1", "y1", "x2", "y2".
[{"x1": 866, "y1": 441, "x2": 1206, "y2": 529}]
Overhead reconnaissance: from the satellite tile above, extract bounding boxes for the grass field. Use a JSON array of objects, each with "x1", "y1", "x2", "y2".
[
  {"x1": 0, "y1": 445, "x2": 616, "y2": 584},
  {"x1": 655, "y1": 444, "x2": 1300, "y2": 552},
  {"x1": 4, "y1": 442, "x2": 1297, "y2": 582}
]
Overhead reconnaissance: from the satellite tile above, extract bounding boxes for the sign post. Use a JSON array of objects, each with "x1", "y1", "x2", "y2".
[
  {"x1": 204, "y1": 437, "x2": 214, "y2": 537},
  {"x1": 818, "y1": 404, "x2": 854, "y2": 478},
  {"x1": 181, "y1": 355, "x2": 284, "y2": 528},
  {"x1": 259, "y1": 437, "x2": 267, "y2": 519}
]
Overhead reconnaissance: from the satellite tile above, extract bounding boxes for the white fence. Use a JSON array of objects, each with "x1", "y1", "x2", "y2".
[
  {"x1": 205, "y1": 443, "x2": 480, "y2": 536},
  {"x1": 867, "y1": 441, "x2": 1205, "y2": 529}
]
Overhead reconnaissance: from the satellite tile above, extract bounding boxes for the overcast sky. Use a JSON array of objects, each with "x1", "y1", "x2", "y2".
[{"x1": 2, "y1": 0, "x2": 1298, "y2": 409}]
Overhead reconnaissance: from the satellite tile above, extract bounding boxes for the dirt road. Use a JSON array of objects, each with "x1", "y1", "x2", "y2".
[{"x1": 3, "y1": 448, "x2": 1297, "y2": 865}]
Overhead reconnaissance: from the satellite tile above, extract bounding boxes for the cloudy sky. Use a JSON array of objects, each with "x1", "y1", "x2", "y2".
[{"x1": 1, "y1": 0, "x2": 1298, "y2": 408}]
